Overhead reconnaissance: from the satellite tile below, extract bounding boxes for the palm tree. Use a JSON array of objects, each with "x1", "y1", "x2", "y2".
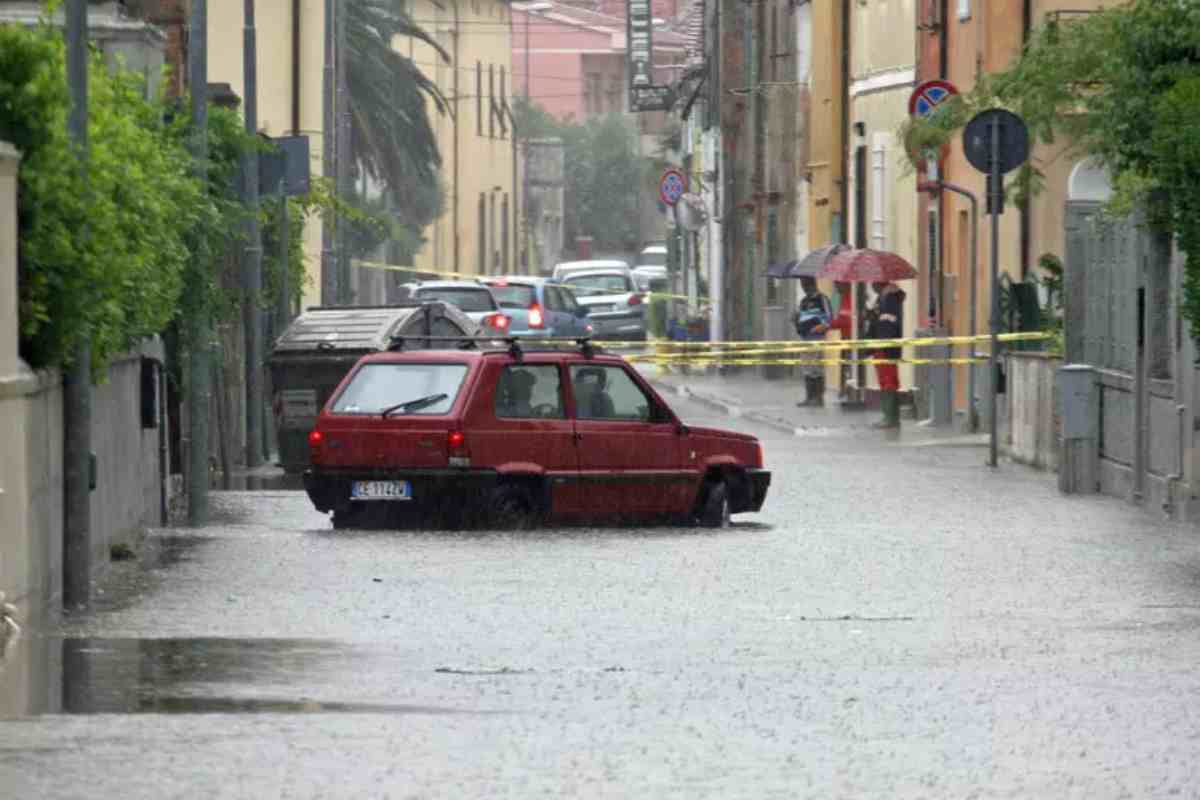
[{"x1": 345, "y1": 0, "x2": 449, "y2": 189}]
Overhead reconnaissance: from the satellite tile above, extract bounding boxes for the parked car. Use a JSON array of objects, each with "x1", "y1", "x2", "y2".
[
  {"x1": 552, "y1": 259, "x2": 632, "y2": 284},
  {"x1": 476, "y1": 276, "x2": 593, "y2": 338},
  {"x1": 408, "y1": 281, "x2": 511, "y2": 334},
  {"x1": 302, "y1": 340, "x2": 770, "y2": 529},
  {"x1": 632, "y1": 265, "x2": 668, "y2": 292},
  {"x1": 269, "y1": 302, "x2": 479, "y2": 473},
  {"x1": 560, "y1": 269, "x2": 646, "y2": 340},
  {"x1": 637, "y1": 244, "x2": 667, "y2": 268}
]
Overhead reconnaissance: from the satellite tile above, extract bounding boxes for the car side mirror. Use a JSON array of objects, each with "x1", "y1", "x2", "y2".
[{"x1": 675, "y1": 422, "x2": 689, "y2": 436}]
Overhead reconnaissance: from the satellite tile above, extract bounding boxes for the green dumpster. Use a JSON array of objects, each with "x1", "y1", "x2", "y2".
[{"x1": 269, "y1": 302, "x2": 478, "y2": 473}]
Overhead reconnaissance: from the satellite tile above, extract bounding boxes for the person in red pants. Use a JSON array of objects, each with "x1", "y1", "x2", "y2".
[{"x1": 866, "y1": 280, "x2": 906, "y2": 429}]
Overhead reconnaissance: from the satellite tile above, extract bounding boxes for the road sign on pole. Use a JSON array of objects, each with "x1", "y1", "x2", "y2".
[
  {"x1": 659, "y1": 168, "x2": 686, "y2": 207},
  {"x1": 908, "y1": 79, "x2": 958, "y2": 119},
  {"x1": 963, "y1": 108, "x2": 1029, "y2": 177},
  {"x1": 962, "y1": 108, "x2": 1030, "y2": 468}
]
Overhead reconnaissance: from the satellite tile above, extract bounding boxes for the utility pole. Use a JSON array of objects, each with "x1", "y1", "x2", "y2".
[
  {"x1": 63, "y1": 0, "x2": 91, "y2": 610},
  {"x1": 243, "y1": 0, "x2": 263, "y2": 468},
  {"x1": 320, "y1": 0, "x2": 336, "y2": 304},
  {"x1": 335, "y1": 0, "x2": 352, "y2": 304},
  {"x1": 187, "y1": 0, "x2": 211, "y2": 524}
]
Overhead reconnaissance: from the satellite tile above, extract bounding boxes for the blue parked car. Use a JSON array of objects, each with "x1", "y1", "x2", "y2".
[{"x1": 476, "y1": 276, "x2": 592, "y2": 338}]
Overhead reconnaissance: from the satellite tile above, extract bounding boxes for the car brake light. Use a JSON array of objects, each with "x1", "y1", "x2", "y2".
[
  {"x1": 528, "y1": 303, "x2": 545, "y2": 328},
  {"x1": 447, "y1": 430, "x2": 470, "y2": 467},
  {"x1": 308, "y1": 429, "x2": 324, "y2": 461},
  {"x1": 486, "y1": 313, "x2": 510, "y2": 331},
  {"x1": 308, "y1": 430, "x2": 323, "y2": 445},
  {"x1": 628, "y1": 293, "x2": 643, "y2": 307}
]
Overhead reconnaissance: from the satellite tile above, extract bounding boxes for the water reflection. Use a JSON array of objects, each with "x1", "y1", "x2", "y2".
[
  {"x1": 211, "y1": 470, "x2": 305, "y2": 491},
  {"x1": 4, "y1": 637, "x2": 357, "y2": 716}
]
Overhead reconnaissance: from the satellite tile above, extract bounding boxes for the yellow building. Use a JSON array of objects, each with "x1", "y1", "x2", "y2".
[
  {"x1": 207, "y1": 0, "x2": 328, "y2": 309},
  {"x1": 846, "y1": 0, "x2": 920, "y2": 390},
  {"x1": 205, "y1": 0, "x2": 518, "y2": 308},
  {"x1": 402, "y1": 0, "x2": 519, "y2": 277}
]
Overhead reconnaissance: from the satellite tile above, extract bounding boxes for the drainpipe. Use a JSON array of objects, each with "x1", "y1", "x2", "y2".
[
  {"x1": 1165, "y1": 404, "x2": 1186, "y2": 516},
  {"x1": 64, "y1": 0, "x2": 92, "y2": 610},
  {"x1": 453, "y1": 5, "x2": 461, "y2": 273},
  {"x1": 838, "y1": 0, "x2": 849, "y2": 246},
  {"x1": 1019, "y1": 0, "x2": 1031, "y2": 279},
  {"x1": 938, "y1": 0, "x2": 947, "y2": 78},
  {"x1": 292, "y1": 0, "x2": 300, "y2": 135}
]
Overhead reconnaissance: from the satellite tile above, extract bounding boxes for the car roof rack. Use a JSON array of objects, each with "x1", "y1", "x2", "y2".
[{"x1": 386, "y1": 335, "x2": 602, "y2": 359}]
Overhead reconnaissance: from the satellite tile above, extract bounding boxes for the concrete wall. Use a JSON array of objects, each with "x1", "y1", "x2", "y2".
[
  {"x1": 1005, "y1": 352, "x2": 1061, "y2": 471},
  {"x1": 0, "y1": 143, "x2": 166, "y2": 622}
]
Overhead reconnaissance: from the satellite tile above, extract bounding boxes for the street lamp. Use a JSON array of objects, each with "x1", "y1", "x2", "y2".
[
  {"x1": 513, "y1": 1, "x2": 552, "y2": 101},
  {"x1": 512, "y1": 2, "x2": 552, "y2": 274}
]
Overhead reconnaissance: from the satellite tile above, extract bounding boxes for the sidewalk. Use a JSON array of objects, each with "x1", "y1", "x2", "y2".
[{"x1": 646, "y1": 366, "x2": 988, "y2": 445}]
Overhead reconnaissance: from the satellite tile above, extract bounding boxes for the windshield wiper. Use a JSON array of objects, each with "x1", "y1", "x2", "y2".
[{"x1": 380, "y1": 393, "x2": 448, "y2": 418}]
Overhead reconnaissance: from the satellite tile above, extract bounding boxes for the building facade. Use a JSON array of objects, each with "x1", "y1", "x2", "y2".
[{"x1": 403, "y1": 0, "x2": 519, "y2": 278}]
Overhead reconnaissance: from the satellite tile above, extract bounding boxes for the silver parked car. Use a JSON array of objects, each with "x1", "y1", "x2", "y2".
[
  {"x1": 408, "y1": 281, "x2": 512, "y2": 335},
  {"x1": 561, "y1": 269, "x2": 646, "y2": 341},
  {"x1": 552, "y1": 259, "x2": 632, "y2": 284}
]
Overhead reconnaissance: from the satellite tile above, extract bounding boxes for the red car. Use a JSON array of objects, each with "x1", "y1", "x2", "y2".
[{"x1": 302, "y1": 340, "x2": 770, "y2": 529}]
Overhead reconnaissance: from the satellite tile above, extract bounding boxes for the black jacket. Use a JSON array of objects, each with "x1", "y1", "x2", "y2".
[{"x1": 866, "y1": 285, "x2": 906, "y2": 358}]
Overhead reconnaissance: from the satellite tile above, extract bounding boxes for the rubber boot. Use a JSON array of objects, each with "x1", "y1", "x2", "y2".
[
  {"x1": 798, "y1": 378, "x2": 817, "y2": 407},
  {"x1": 872, "y1": 391, "x2": 900, "y2": 429}
]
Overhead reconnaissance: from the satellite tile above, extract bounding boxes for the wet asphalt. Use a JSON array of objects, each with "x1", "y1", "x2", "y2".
[{"x1": 4, "y1": 396, "x2": 1200, "y2": 798}]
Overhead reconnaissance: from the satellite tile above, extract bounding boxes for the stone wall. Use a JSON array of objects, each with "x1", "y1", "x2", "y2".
[
  {"x1": 1005, "y1": 352, "x2": 1062, "y2": 471},
  {"x1": 0, "y1": 142, "x2": 167, "y2": 621}
]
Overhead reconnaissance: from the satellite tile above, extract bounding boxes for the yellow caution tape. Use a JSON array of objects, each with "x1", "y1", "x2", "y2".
[
  {"x1": 627, "y1": 354, "x2": 992, "y2": 366},
  {"x1": 602, "y1": 330, "x2": 1051, "y2": 353},
  {"x1": 354, "y1": 259, "x2": 485, "y2": 281}
]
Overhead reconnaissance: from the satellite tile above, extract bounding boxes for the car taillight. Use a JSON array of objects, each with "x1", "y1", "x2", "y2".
[
  {"x1": 447, "y1": 430, "x2": 470, "y2": 467},
  {"x1": 528, "y1": 303, "x2": 545, "y2": 328},
  {"x1": 308, "y1": 429, "x2": 323, "y2": 461},
  {"x1": 755, "y1": 442, "x2": 764, "y2": 468},
  {"x1": 628, "y1": 293, "x2": 643, "y2": 307},
  {"x1": 485, "y1": 313, "x2": 510, "y2": 331}
]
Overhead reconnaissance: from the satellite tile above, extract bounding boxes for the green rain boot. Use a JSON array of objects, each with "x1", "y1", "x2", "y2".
[{"x1": 872, "y1": 391, "x2": 900, "y2": 429}]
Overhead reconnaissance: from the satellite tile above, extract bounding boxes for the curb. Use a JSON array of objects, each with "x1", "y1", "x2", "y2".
[{"x1": 651, "y1": 379, "x2": 801, "y2": 437}]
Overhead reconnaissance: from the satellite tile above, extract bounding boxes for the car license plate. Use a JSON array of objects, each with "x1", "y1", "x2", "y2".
[{"x1": 350, "y1": 480, "x2": 411, "y2": 501}]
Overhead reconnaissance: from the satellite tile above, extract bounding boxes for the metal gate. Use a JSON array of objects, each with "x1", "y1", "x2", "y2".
[{"x1": 1064, "y1": 200, "x2": 1185, "y2": 514}]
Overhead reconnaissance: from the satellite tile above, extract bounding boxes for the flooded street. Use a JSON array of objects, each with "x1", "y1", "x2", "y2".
[{"x1": 5, "y1": 396, "x2": 1200, "y2": 797}]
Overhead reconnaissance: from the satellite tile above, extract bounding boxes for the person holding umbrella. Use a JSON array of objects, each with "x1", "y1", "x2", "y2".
[
  {"x1": 793, "y1": 276, "x2": 833, "y2": 406},
  {"x1": 815, "y1": 247, "x2": 917, "y2": 429},
  {"x1": 865, "y1": 280, "x2": 906, "y2": 429}
]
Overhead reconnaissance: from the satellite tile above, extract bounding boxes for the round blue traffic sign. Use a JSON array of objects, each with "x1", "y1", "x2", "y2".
[{"x1": 659, "y1": 169, "x2": 686, "y2": 206}]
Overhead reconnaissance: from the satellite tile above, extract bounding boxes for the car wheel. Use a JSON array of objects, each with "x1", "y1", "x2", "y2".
[
  {"x1": 489, "y1": 484, "x2": 536, "y2": 530},
  {"x1": 696, "y1": 479, "x2": 731, "y2": 528}
]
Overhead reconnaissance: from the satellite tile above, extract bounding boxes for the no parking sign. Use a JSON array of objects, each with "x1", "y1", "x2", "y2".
[{"x1": 659, "y1": 168, "x2": 686, "y2": 207}]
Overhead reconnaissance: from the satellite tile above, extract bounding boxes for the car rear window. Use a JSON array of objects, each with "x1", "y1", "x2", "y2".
[
  {"x1": 485, "y1": 284, "x2": 536, "y2": 309},
  {"x1": 331, "y1": 363, "x2": 469, "y2": 415},
  {"x1": 568, "y1": 274, "x2": 632, "y2": 295},
  {"x1": 415, "y1": 288, "x2": 497, "y2": 313}
]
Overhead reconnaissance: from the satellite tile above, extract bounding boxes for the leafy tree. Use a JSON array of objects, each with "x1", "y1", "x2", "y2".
[
  {"x1": 0, "y1": 21, "x2": 204, "y2": 371},
  {"x1": 513, "y1": 101, "x2": 648, "y2": 252},
  {"x1": 898, "y1": 1, "x2": 1200, "y2": 336},
  {"x1": 347, "y1": 0, "x2": 448, "y2": 188}
]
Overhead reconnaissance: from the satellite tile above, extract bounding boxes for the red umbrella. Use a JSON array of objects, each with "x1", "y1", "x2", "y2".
[{"x1": 816, "y1": 247, "x2": 918, "y2": 283}]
